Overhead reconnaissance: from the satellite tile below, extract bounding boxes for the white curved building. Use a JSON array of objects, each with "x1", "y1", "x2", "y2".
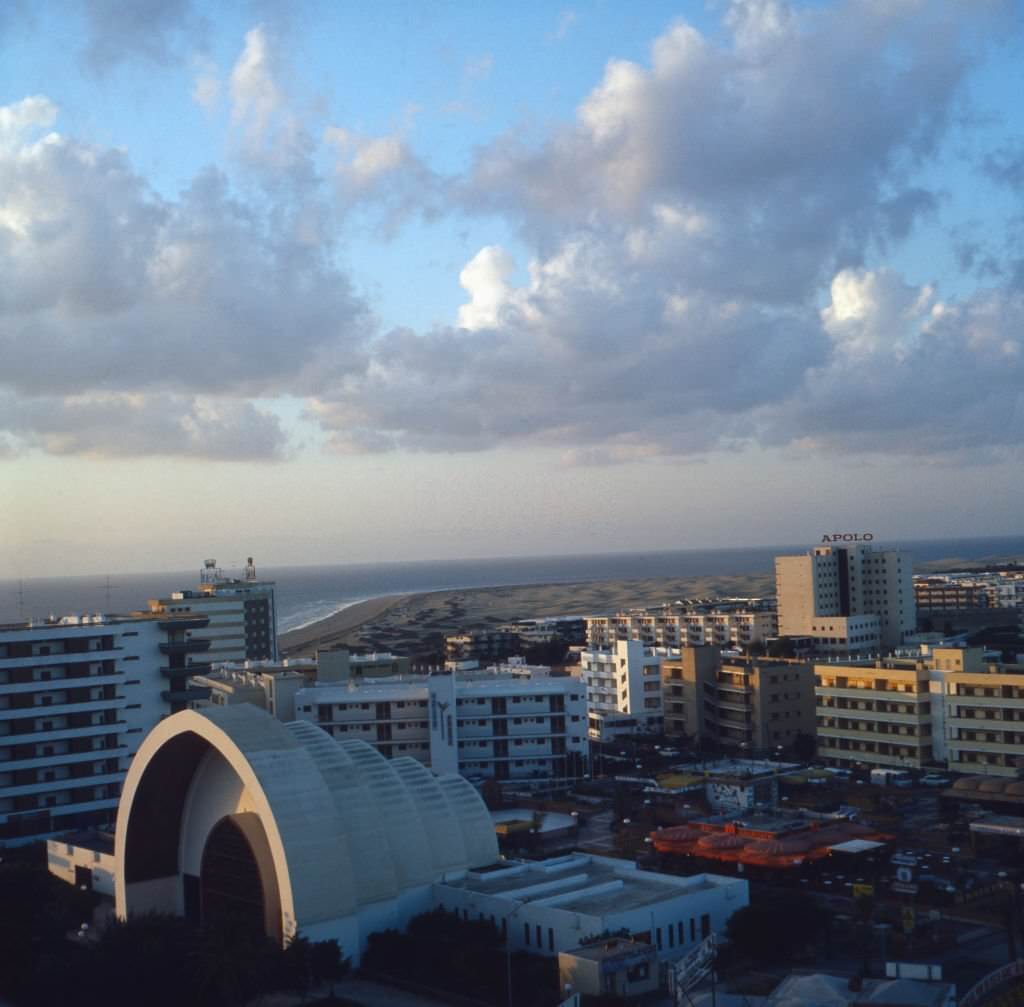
[{"x1": 114, "y1": 705, "x2": 498, "y2": 959}]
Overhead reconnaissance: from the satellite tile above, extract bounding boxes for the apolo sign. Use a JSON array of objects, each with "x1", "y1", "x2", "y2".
[{"x1": 821, "y1": 533, "x2": 874, "y2": 544}]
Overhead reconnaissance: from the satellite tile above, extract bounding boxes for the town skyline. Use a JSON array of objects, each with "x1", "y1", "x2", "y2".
[{"x1": 3, "y1": 1, "x2": 1024, "y2": 579}]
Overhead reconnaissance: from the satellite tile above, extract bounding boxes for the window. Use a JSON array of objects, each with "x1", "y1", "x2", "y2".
[{"x1": 524, "y1": 923, "x2": 530, "y2": 945}]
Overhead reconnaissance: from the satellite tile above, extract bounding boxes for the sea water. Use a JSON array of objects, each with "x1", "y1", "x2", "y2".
[{"x1": 2, "y1": 536, "x2": 1022, "y2": 633}]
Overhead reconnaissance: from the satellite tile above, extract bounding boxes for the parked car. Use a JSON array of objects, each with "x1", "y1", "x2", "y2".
[{"x1": 921, "y1": 773, "x2": 951, "y2": 787}]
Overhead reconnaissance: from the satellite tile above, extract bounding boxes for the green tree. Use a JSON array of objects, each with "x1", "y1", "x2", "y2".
[
  {"x1": 793, "y1": 731, "x2": 816, "y2": 762},
  {"x1": 726, "y1": 893, "x2": 830, "y2": 964}
]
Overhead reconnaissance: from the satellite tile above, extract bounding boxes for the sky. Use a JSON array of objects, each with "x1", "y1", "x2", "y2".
[{"x1": 2, "y1": 0, "x2": 1024, "y2": 578}]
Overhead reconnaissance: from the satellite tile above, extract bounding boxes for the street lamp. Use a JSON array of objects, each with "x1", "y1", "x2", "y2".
[{"x1": 502, "y1": 900, "x2": 525, "y2": 1007}]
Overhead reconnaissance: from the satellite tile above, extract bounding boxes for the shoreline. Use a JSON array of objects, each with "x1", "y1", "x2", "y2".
[{"x1": 279, "y1": 593, "x2": 411, "y2": 654}]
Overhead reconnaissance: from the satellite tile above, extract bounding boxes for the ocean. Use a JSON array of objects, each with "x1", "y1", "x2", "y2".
[{"x1": 2, "y1": 536, "x2": 1022, "y2": 633}]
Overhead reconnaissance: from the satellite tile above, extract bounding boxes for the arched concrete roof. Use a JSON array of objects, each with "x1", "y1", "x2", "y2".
[{"x1": 115, "y1": 705, "x2": 499, "y2": 943}]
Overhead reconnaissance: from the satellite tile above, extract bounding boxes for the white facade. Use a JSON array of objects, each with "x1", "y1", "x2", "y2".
[
  {"x1": 436, "y1": 853, "x2": 748, "y2": 962},
  {"x1": 428, "y1": 671, "x2": 588, "y2": 782},
  {"x1": 299, "y1": 679, "x2": 432, "y2": 764},
  {"x1": 580, "y1": 640, "x2": 670, "y2": 741},
  {"x1": 587, "y1": 609, "x2": 777, "y2": 651},
  {"x1": 47, "y1": 832, "x2": 116, "y2": 895},
  {"x1": 294, "y1": 669, "x2": 588, "y2": 783},
  {"x1": 776, "y1": 544, "x2": 915, "y2": 653},
  {"x1": 191, "y1": 667, "x2": 308, "y2": 722},
  {"x1": 115, "y1": 706, "x2": 499, "y2": 960},
  {"x1": 150, "y1": 576, "x2": 277, "y2": 665},
  {"x1": 0, "y1": 614, "x2": 200, "y2": 843}
]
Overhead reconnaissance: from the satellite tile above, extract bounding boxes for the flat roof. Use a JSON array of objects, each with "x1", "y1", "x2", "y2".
[
  {"x1": 970, "y1": 815, "x2": 1024, "y2": 837},
  {"x1": 49, "y1": 830, "x2": 115, "y2": 856},
  {"x1": 445, "y1": 854, "x2": 734, "y2": 917},
  {"x1": 829, "y1": 839, "x2": 885, "y2": 854},
  {"x1": 563, "y1": 938, "x2": 655, "y2": 964}
]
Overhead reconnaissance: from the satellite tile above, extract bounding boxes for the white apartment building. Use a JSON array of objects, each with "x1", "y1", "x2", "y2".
[
  {"x1": 579, "y1": 639, "x2": 670, "y2": 741},
  {"x1": 295, "y1": 669, "x2": 588, "y2": 783},
  {"x1": 148, "y1": 558, "x2": 277, "y2": 664},
  {"x1": 776, "y1": 543, "x2": 915, "y2": 654},
  {"x1": 0, "y1": 612, "x2": 207, "y2": 843},
  {"x1": 587, "y1": 608, "x2": 776, "y2": 651},
  {"x1": 190, "y1": 666, "x2": 309, "y2": 722}
]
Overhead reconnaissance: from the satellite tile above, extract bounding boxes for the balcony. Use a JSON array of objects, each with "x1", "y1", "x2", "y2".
[
  {"x1": 161, "y1": 663, "x2": 211, "y2": 679},
  {"x1": 159, "y1": 639, "x2": 212, "y2": 656},
  {"x1": 156, "y1": 615, "x2": 210, "y2": 632},
  {"x1": 161, "y1": 687, "x2": 212, "y2": 704}
]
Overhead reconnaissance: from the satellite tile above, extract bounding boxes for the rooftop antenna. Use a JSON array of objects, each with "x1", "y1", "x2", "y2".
[
  {"x1": 16, "y1": 579, "x2": 25, "y2": 621},
  {"x1": 97, "y1": 574, "x2": 118, "y2": 611}
]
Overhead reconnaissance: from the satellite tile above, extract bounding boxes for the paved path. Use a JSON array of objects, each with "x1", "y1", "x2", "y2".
[{"x1": 577, "y1": 809, "x2": 616, "y2": 851}]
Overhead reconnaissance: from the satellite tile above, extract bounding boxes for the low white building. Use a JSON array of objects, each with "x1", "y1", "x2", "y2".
[
  {"x1": 435, "y1": 853, "x2": 748, "y2": 962},
  {"x1": 190, "y1": 666, "x2": 308, "y2": 722},
  {"x1": 295, "y1": 667, "x2": 589, "y2": 783},
  {"x1": 47, "y1": 830, "x2": 116, "y2": 896},
  {"x1": 580, "y1": 640, "x2": 671, "y2": 741}
]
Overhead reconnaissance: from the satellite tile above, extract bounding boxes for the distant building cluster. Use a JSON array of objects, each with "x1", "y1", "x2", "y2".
[{"x1": 14, "y1": 538, "x2": 1024, "y2": 1006}]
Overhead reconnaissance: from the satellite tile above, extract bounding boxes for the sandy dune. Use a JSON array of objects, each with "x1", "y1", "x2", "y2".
[{"x1": 279, "y1": 571, "x2": 775, "y2": 657}]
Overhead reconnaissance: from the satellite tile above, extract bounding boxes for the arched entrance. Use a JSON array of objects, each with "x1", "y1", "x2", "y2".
[{"x1": 201, "y1": 816, "x2": 266, "y2": 934}]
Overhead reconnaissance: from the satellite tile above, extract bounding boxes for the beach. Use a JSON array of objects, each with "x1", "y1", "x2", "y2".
[{"x1": 279, "y1": 570, "x2": 775, "y2": 657}]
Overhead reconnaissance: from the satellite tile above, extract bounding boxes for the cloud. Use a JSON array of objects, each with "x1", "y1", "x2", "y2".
[
  {"x1": 192, "y1": 55, "x2": 221, "y2": 109},
  {"x1": 79, "y1": 0, "x2": 203, "y2": 75},
  {"x1": 0, "y1": 95, "x2": 370, "y2": 457},
  {"x1": 761, "y1": 269, "x2": 1024, "y2": 458},
  {"x1": 460, "y1": 0, "x2": 1001, "y2": 305},
  {"x1": 310, "y1": 230, "x2": 820, "y2": 455},
  {"x1": 228, "y1": 24, "x2": 310, "y2": 170},
  {"x1": 0, "y1": 393, "x2": 289, "y2": 460},
  {"x1": 306, "y1": 2, "x2": 1017, "y2": 462},
  {"x1": 5, "y1": 3, "x2": 1022, "y2": 470},
  {"x1": 323, "y1": 125, "x2": 440, "y2": 229},
  {"x1": 983, "y1": 142, "x2": 1024, "y2": 192},
  {"x1": 456, "y1": 246, "x2": 517, "y2": 330},
  {"x1": 549, "y1": 10, "x2": 578, "y2": 42}
]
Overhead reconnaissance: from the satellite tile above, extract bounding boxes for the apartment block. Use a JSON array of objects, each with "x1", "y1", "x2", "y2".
[
  {"x1": 148, "y1": 557, "x2": 277, "y2": 664},
  {"x1": 776, "y1": 543, "x2": 915, "y2": 654},
  {"x1": 662, "y1": 648, "x2": 815, "y2": 753},
  {"x1": 579, "y1": 640, "x2": 668, "y2": 741},
  {"x1": 0, "y1": 612, "x2": 207, "y2": 843},
  {"x1": 318, "y1": 648, "x2": 411, "y2": 682},
  {"x1": 294, "y1": 668, "x2": 588, "y2": 782},
  {"x1": 814, "y1": 658, "x2": 933, "y2": 771},
  {"x1": 586, "y1": 605, "x2": 776, "y2": 652},
  {"x1": 938, "y1": 647, "x2": 1024, "y2": 777},
  {"x1": 914, "y1": 578, "x2": 993, "y2": 612}
]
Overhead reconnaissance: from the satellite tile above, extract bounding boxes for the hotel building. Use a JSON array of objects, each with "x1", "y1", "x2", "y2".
[
  {"x1": 148, "y1": 557, "x2": 277, "y2": 665},
  {"x1": 586, "y1": 605, "x2": 776, "y2": 652},
  {"x1": 939, "y1": 648, "x2": 1024, "y2": 777},
  {"x1": 579, "y1": 640, "x2": 669, "y2": 741},
  {"x1": 815, "y1": 657, "x2": 933, "y2": 771},
  {"x1": 294, "y1": 666, "x2": 588, "y2": 783},
  {"x1": 0, "y1": 612, "x2": 209, "y2": 843},
  {"x1": 813, "y1": 645, "x2": 1024, "y2": 774},
  {"x1": 776, "y1": 543, "x2": 915, "y2": 654},
  {"x1": 661, "y1": 648, "x2": 815, "y2": 753}
]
